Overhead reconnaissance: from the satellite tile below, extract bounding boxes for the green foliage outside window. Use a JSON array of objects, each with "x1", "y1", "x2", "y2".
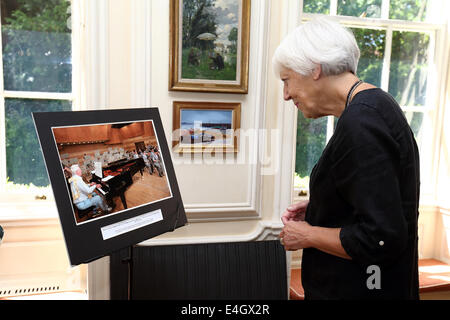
[
  {"x1": 304, "y1": 0, "x2": 428, "y2": 20},
  {"x1": 2, "y1": 0, "x2": 71, "y2": 92},
  {"x1": 295, "y1": 113, "x2": 327, "y2": 179},
  {"x1": 303, "y1": 0, "x2": 330, "y2": 14},
  {"x1": 5, "y1": 99, "x2": 71, "y2": 187},
  {"x1": 389, "y1": 0, "x2": 428, "y2": 21},
  {"x1": 352, "y1": 28, "x2": 385, "y2": 88},
  {"x1": 390, "y1": 31, "x2": 429, "y2": 106}
]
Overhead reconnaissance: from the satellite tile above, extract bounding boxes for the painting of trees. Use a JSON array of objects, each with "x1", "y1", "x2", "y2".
[{"x1": 180, "y1": 0, "x2": 240, "y2": 81}]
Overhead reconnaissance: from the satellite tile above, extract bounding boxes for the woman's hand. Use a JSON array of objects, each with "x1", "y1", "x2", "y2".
[
  {"x1": 281, "y1": 200, "x2": 309, "y2": 225},
  {"x1": 279, "y1": 221, "x2": 313, "y2": 251},
  {"x1": 279, "y1": 221, "x2": 352, "y2": 259}
]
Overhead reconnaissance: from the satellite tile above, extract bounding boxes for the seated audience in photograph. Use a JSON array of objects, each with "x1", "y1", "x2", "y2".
[
  {"x1": 69, "y1": 164, "x2": 111, "y2": 215},
  {"x1": 126, "y1": 150, "x2": 133, "y2": 160}
]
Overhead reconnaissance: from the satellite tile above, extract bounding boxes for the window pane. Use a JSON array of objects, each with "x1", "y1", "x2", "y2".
[
  {"x1": 295, "y1": 112, "x2": 327, "y2": 179},
  {"x1": 303, "y1": 0, "x2": 330, "y2": 14},
  {"x1": 1, "y1": 0, "x2": 71, "y2": 92},
  {"x1": 351, "y1": 28, "x2": 385, "y2": 87},
  {"x1": 5, "y1": 99, "x2": 72, "y2": 187},
  {"x1": 338, "y1": 0, "x2": 382, "y2": 18},
  {"x1": 389, "y1": 31, "x2": 430, "y2": 106},
  {"x1": 404, "y1": 111, "x2": 424, "y2": 140},
  {"x1": 389, "y1": 0, "x2": 428, "y2": 21},
  {"x1": 404, "y1": 111, "x2": 426, "y2": 156}
]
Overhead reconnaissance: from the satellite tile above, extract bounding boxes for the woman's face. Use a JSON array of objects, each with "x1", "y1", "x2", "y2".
[{"x1": 280, "y1": 67, "x2": 323, "y2": 119}]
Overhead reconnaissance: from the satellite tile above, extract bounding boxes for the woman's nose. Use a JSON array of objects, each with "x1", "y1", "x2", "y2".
[{"x1": 283, "y1": 86, "x2": 291, "y2": 101}]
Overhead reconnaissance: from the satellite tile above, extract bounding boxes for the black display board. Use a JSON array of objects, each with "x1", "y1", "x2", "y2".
[{"x1": 33, "y1": 108, "x2": 187, "y2": 266}]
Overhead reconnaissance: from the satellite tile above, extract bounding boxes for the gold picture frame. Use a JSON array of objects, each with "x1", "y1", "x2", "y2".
[
  {"x1": 169, "y1": 0, "x2": 251, "y2": 93},
  {"x1": 172, "y1": 101, "x2": 241, "y2": 153}
]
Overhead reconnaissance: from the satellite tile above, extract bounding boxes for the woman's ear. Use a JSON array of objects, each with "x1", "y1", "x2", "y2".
[{"x1": 312, "y1": 64, "x2": 322, "y2": 80}]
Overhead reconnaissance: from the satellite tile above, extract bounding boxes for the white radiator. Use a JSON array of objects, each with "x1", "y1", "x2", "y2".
[{"x1": 0, "y1": 221, "x2": 86, "y2": 299}]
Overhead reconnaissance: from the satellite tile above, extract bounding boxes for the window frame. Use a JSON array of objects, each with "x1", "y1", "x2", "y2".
[
  {"x1": 0, "y1": 0, "x2": 79, "y2": 219},
  {"x1": 294, "y1": 1, "x2": 448, "y2": 203},
  {"x1": 0, "y1": 1, "x2": 92, "y2": 300}
]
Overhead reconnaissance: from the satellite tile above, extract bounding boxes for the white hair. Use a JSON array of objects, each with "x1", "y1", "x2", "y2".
[
  {"x1": 70, "y1": 164, "x2": 80, "y2": 175},
  {"x1": 272, "y1": 16, "x2": 360, "y2": 77}
]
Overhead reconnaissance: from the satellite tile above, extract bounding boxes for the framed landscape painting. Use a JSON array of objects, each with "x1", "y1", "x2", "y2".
[
  {"x1": 169, "y1": 0, "x2": 251, "y2": 93},
  {"x1": 172, "y1": 101, "x2": 241, "y2": 153}
]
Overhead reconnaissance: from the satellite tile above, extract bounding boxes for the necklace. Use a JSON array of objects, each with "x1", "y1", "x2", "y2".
[{"x1": 345, "y1": 79, "x2": 363, "y2": 108}]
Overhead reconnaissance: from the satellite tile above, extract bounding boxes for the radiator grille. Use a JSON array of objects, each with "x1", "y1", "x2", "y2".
[
  {"x1": 0, "y1": 285, "x2": 61, "y2": 298},
  {"x1": 110, "y1": 240, "x2": 288, "y2": 300}
]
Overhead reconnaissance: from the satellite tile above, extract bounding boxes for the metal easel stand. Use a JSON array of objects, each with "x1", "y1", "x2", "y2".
[{"x1": 116, "y1": 203, "x2": 185, "y2": 300}]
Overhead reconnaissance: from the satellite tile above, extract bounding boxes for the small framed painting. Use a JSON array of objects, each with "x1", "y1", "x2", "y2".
[
  {"x1": 169, "y1": 0, "x2": 251, "y2": 93},
  {"x1": 172, "y1": 101, "x2": 241, "y2": 153}
]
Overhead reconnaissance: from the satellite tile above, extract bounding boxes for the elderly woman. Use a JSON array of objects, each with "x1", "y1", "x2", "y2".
[{"x1": 274, "y1": 17, "x2": 420, "y2": 299}]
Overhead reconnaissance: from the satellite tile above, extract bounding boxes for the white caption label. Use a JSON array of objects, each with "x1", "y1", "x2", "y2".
[{"x1": 101, "y1": 209, "x2": 163, "y2": 240}]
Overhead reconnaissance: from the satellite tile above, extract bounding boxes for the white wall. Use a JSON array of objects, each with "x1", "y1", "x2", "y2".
[
  {"x1": 88, "y1": 0, "x2": 291, "y2": 299},
  {"x1": 434, "y1": 20, "x2": 450, "y2": 264},
  {"x1": 124, "y1": 0, "x2": 282, "y2": 233}
]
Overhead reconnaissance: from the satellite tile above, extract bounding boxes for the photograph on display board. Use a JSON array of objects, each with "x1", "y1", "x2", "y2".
[
  {"x1": 52, "y1": 121, "x2": 172, "y2": 225},
  {"x1": 33, "y1": 108, "x2": 187, "y2": 266}
]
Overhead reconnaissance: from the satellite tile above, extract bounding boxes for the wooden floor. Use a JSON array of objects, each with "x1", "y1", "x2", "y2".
[
  {"x1": 110, "y1": 169, "x2": 171, "y2": 213},
  {"x1": 290, "y1": 259, "x2": 450, "y2": 300}
]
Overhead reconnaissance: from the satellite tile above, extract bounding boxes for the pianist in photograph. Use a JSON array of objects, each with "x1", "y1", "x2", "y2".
[
  {"x1": 68, "y1": 164, "x2": 112, "y2": 217},
  {"x1": 52, "y1": 120, "x2": 173, "y2": 224}
]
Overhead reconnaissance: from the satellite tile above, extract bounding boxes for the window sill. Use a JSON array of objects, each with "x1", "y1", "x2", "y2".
[
  {"x1": 291, "y1": 188, "x2": 438, "y2": 208},
  {"x1": 0, "y1": 199, "x2": 59, "y2": 224}
]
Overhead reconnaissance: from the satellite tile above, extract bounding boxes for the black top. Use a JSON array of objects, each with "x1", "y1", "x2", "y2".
[{"x1": 301, "y1": 88, "x2": 420, "y2": 300}]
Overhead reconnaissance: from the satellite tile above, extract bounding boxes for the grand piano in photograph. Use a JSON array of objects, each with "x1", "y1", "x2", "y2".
[{"x1": 91, "y1": 158, "x2": 146, "y2": 210}]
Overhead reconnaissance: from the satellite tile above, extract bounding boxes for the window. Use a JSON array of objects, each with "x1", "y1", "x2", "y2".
[
  {"x1": 294, "y1": 0, "x2": 446, "y2": 197},
  {"x1": 0, "y1": 0, "x2": 73, "y2": 201},
  {"x1": 0, "y1": 0, "x2": 89, "y2": 300}
]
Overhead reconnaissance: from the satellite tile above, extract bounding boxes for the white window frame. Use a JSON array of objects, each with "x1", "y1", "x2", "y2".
[
  {"x1": 295, "y1": 0, "x2": 448, "y2": 204},
  {"x1": 0, "y1": 0, "x2": 111, "y2": 221},
  {"x1": 0, "y1": 1, "x2": 90, "y2": 299},
  {"x1": 0, "y1": 0, "x2": 112, "y2": 299},
  {"x1": 0, "y1": 0, "x2": 76, "y2": 216}
]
